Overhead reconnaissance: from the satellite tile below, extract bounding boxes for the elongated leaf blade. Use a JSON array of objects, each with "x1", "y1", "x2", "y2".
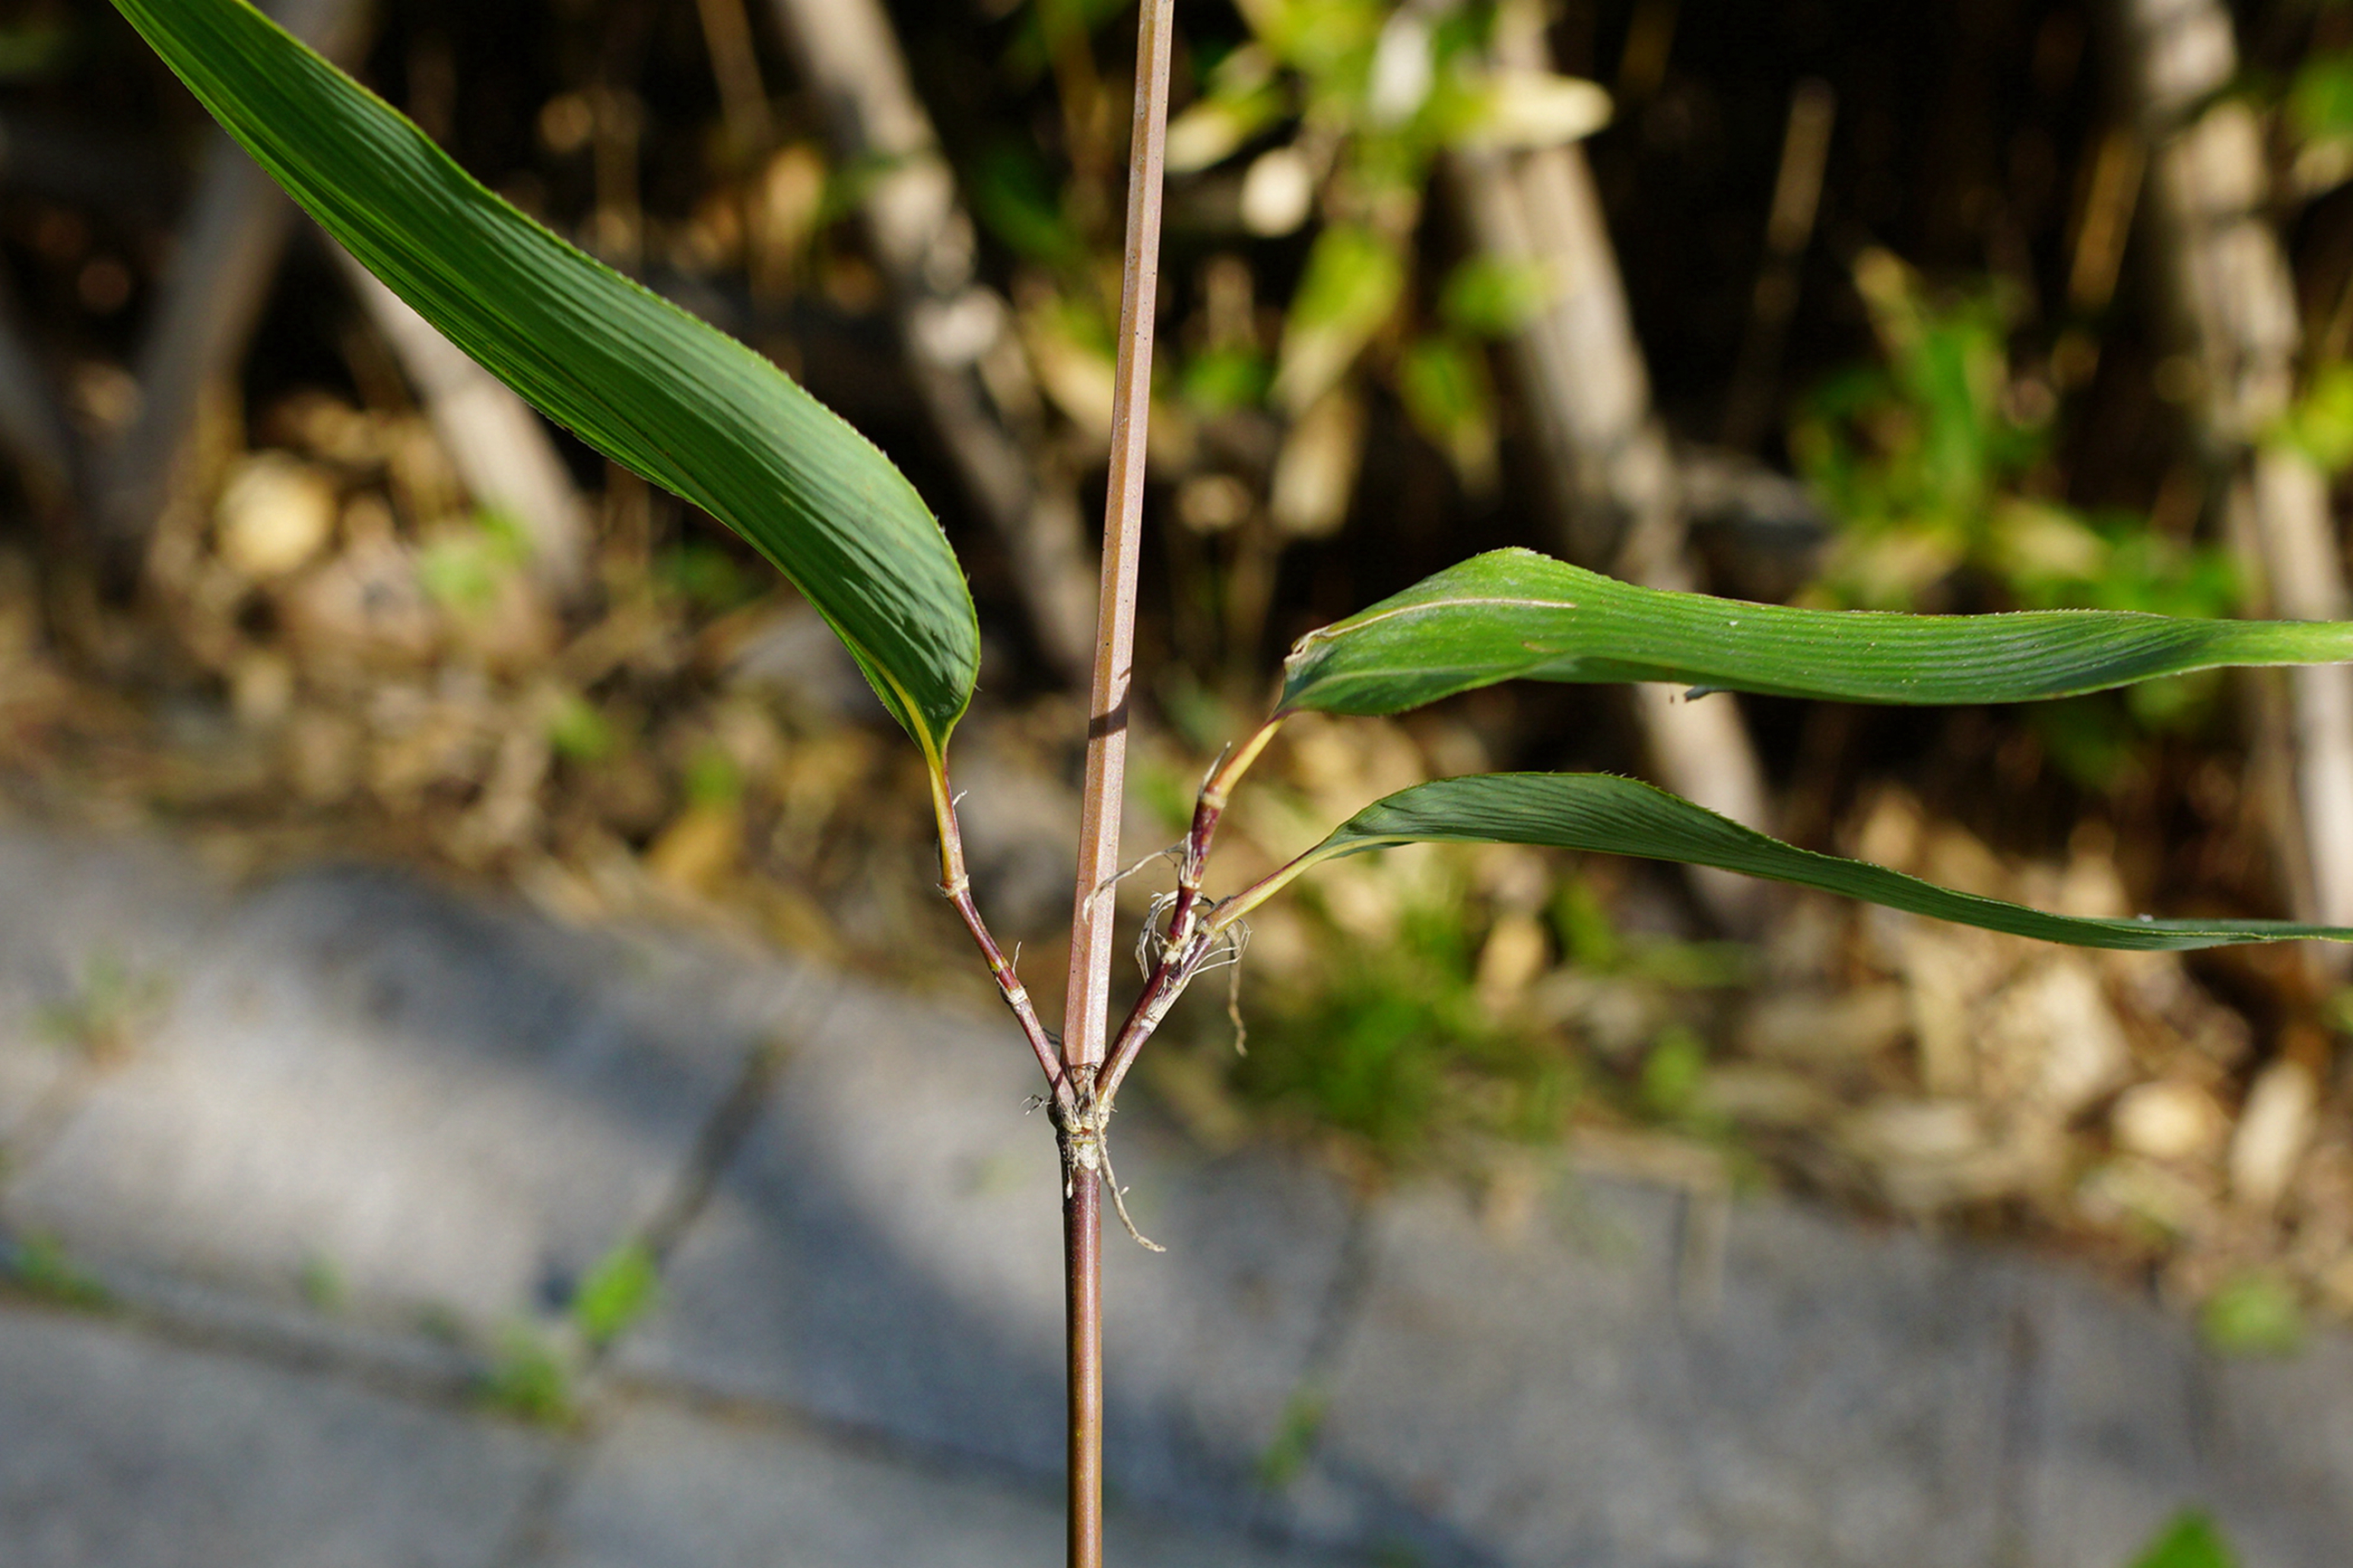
[
  {"x1": 1279, "y1": 549, "x2": 2353, "y2": 717},
  {"x1": 1278, "y1": 773, "x2": 2353, "y2": 951},
  {"x1": 114, "y1": 0, "x2": 977, "y2": 755}
]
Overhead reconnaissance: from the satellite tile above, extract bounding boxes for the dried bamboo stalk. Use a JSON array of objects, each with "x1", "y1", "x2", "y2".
[
  {"x1": 2113, "y1": 0, "x2": 2353, "y2": 965},
  {"x1": 765, "y1": 0, "x2": 1099, "y2": 682},
  {"x1": 335, "y1": 252, "x2": 590, "y2": 598},
  {"x1": 692, "y1": 0, "x2": 774, "y2": 156},
  {"x1": 96, "y1": 0, "x2": 371, "y2": 557},
  {"x1": 1720, "y1": 79, "x2": 1834, "y2": 451},
  {"x1": 1453, "y1": 0, "x2": 1770, "y2": 929},
  {"x1": 0, "y1": 271, "x2": 72, "y2": 516}
]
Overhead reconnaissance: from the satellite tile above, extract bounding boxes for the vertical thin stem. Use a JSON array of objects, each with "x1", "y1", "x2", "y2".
[
  {"x1": 1063, "y1": 4, "x2": 1175, "y2": 1078},
  {"x1": 1061, "y1": 3, "x2": 1176, "y2": 1564},
  {"x1": 691, "y1": 0, "x2": 774, "y2": 155},
  {"x1": 1064, "y1": 1169, "x2": 1105, "y2": 1563}
]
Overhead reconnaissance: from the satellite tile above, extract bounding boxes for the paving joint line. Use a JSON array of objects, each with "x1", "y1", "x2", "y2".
[
  {"x1": 602, "y1": 1372, "x2": 1081, "y2": 1494},
  {"x1": 0, "y1": 974, "x2": 840, "y2": 1568},
  {"x1": 581, "y1": 1370, "x2": 1344, "y2": 1551},
  {"x1": 1236, "y1": 1192, "x2": 1378, "y2": 1544},
  {"x1": 0, "y1": 1283, "x2": 484, "y2": 1413},
  {"x1": 491, "y1": 1003, "x2": 824, "y2": 1567},
  {"x1": 1992, "y1": 1276, "x2": 2037, "y2": 1568},
  {"x1": 0, "y1": 1057, "x2": 104, "y2": 1192}
]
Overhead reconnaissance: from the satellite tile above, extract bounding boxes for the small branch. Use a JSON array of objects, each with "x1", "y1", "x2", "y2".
[
  {"x1": 1094, "y1": 718, "x2": 1284, "y2": 1107},
  {"x1": 929, "y1": 767, "x2": 1074, "y2": 1118},
  {"x1": 1200, "y1": 850, "x2": 1310, "y2": 944},
  {"x1": 1162, "y1": 719, "x2": 1281, "y2": 949},
  {"x1": 1095, "y1": 932, "x2": 1220, "y2": 1108}
]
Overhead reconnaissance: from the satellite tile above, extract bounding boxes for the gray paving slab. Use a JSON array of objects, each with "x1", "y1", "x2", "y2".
[
  {"x1": 3, "y1": 829, "x2": 2352, "y2": 1568},
  {"x1": 2012, "y1": 1269, "x2": 2213, "y2": 1568},
  {"x1": 619, "y1": 976, "x2": 1358, "y2": 1528},
  {"x1": 2207, "y1": 1330, "x2": 2353, "y2": 1568},
  {"x1": 540, "y1": 1400, "x2": 1348, "y2": 1568},
  {"x1": 1676, "y1": 1200, "x2": 2017, "y2": 1568},
  {"x1": 1276, "y1": 1173, "x2": 2353, "y2": 1568},
  {"x1": 1272, "y1": 1178, "x2": 2072, "y2": 1568},
  {"x1": 0, "y1": 1302, "x2": 547, "y2": 1568},
  {"x1": 0, "y1": 831, "x2": 217, "y2": 1144},
  {"x1": 0, "y1": 841, "x2": 830, "y2": 1337},
  {"x1": 2016, "y1": 1270, "x2": 2353, "y2": 1568},
  {"x1": 614, "y1": 966, "x2": 2353, "y2": 1568},
  {"x1": 1275, "y1": 1177, "x2": 1730, "y2": 1567},
  {"x1": 0, "y1": 996, "x2": 80, "y2": 1149}
]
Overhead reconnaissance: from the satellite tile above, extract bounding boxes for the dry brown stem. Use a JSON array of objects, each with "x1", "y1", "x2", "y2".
[
  {"x1": 1449, "y1": 0, "x2": 1771, "y2": 933},
  {"x1": 2111, "y1": 0, "x2": 2353, "y2": 976},
  {"x1": 765, "y1": 0, "x2": 1100, "y2": 681},
  {"x1": 97, "y1": 0, "x2": 373, "y2": 559},
  {"x1": 333, "y1": 253, "x2": 590, "y2": 600}
]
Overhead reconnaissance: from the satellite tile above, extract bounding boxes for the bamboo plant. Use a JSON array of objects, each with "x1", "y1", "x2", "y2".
[{"x1": 108, "y1": 0, "x2": 2353, "y2": 1563}]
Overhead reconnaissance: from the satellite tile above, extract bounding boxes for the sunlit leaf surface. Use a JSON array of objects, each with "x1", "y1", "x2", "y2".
[
  {"x1": 1239, "y1": 773, "x2": 2353, "y2": 951},
  {"x1": 1280, "y1": 549, "x2": 2353, "y2": 717},
  {"x1": 112, "y1": 0, "x2": 978, "y2": 755}
]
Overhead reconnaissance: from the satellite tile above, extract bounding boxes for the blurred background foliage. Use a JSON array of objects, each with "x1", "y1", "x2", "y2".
[{"x1": 8, "y1": 0, "x2": 2353, "y2": 1344}]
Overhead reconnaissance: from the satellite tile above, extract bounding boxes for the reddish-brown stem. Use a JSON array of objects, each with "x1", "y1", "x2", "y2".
[
  {"x1": 1096, "y1": 941, "x2": 1205, "y2": 1106},
  {"x1": 1096, "y1": 719, "x2": 1283, "y2": 1107},
  {"x1": 1060, "y1": 3, "x2": 1175, "y2": 1563},
  {"x1": 948, "y1": 887, "x2": 1072, "y2": 1105},
  {"x1": 1063, "y1": 1157, "x2": 1105, "y2": 1563},
  {"x1": 1165, "y1": 720, "x2": 1282, "y2": 947},
  {"x1": 929, "y1": 765, "x2": 1074, "y2": 1115},
  {"x1": 1156, "y1": 781, "x2": 1223, "y2": 954}
]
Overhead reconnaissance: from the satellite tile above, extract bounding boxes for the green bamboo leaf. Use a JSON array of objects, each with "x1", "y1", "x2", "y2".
[
  {"x1": 1279, "y1": 548, "x2": 2353, "y2": 717},
  {"x1": 1229, "y1": 773, "x2": 2353, "y2": 951},
  {"x1": 112, "y1": 0, "x2": 977, "y2": 757}
]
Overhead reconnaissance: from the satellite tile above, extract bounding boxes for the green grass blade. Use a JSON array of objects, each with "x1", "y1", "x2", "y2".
[
  {"x1": 1279, "y1": 548, "x2": 2353, "y2": 716},
  {"x1": 1250, "y1": 773, "x2": 2353, "y2": 951},
  {"x1": 2128, "y1": 1512, "x2": 2237, "y2": 1568},
  {"x1": 112, "y1": 0, "x2": 977, "y2": 754}
]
